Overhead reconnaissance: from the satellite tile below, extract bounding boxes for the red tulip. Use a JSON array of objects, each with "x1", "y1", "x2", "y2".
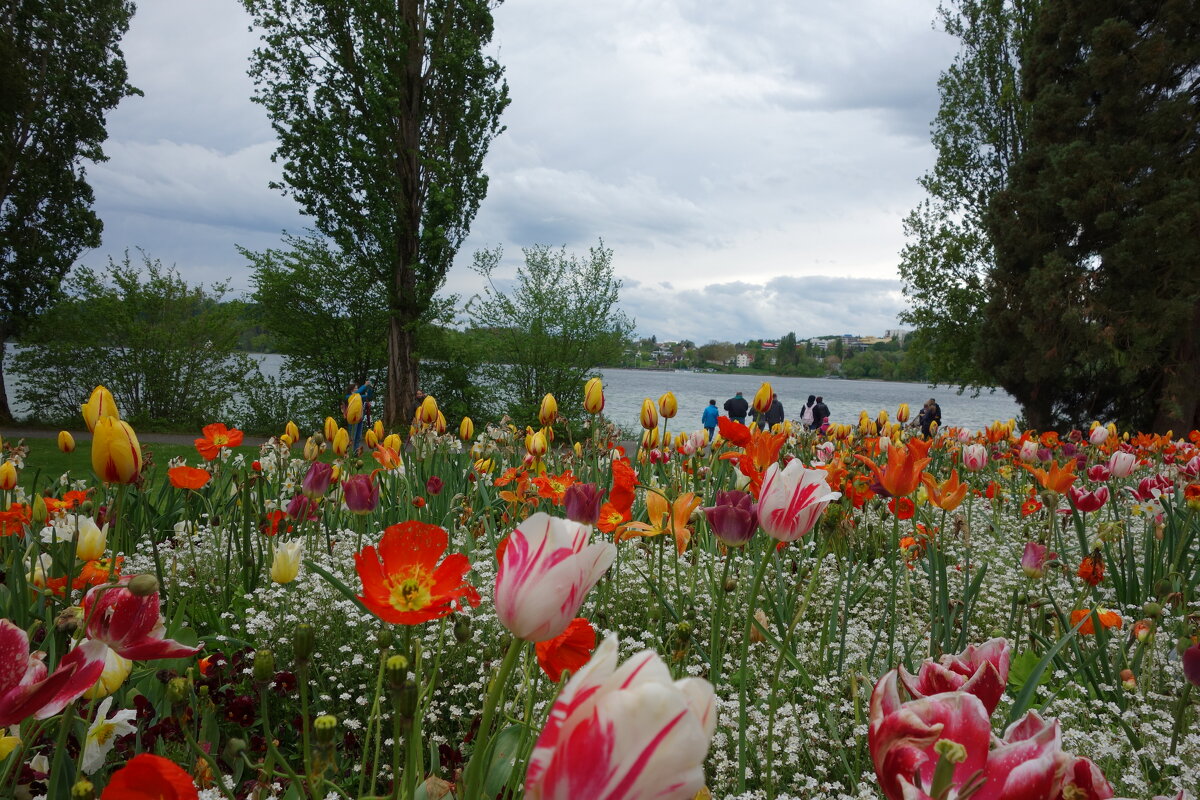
[
  {"x1": 1068, "y1": 485, "x2": 1109, "y2": 512},
  {"x1": 897, "y1": 638, "x2": 1011, "y2": 716}
]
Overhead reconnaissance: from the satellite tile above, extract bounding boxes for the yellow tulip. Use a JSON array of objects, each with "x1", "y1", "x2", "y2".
[
  {"x1": 57, "y1": 431, "x2": 76, "y2": 453},
  {"x1": 332, "y1": 427, "x2": 350, "y2": 457},
  {"x1": 640, "y1": 397, "x2": 659, "y2": 430},
  {"x1": 81, "y1": 386, "x2": 119, "y2": 433},
  {"x1": 324, "y1": 416, "x2": 337, "y2": 441},
  {"x1": 474, "y1": 457, "x2": 494, "y2": 474},
  {"x1": 878, "y1": 409, "x2": 889, "y2": 425},
  {"x1": 364, "y1": 429, "x2": 379, "y2": 448},
  {"x1": 270, "y1": 540, "x2": 303, "y2": 584},
  {"x1": 373, "y1": 420, "x2": 384, "y2": 439},
  {"x1": 345, "y1": 392, "x2": 363, "y2": 424},
  {"x1": 383, "y1": 433, "x2": 402, "y2": 452},
  {"x1": 641, "y1": 427, "x2": 659, "y2": 448},
  {"x1": 303, "y1": 437, "x2": 320, "y2": 461},
  {"x1": 526, "y1": 430, "x2": 548, "y2": 457},
  {"x1": 419, "y1": 395, "x2": 439, "y2": 425},
  {"x1": 435, "y1": 410, "x2": 447, "y2": 435},
  {"x1": 0, "y1": 461, "x2": 16, "y2": 491},
  {"x1": 583, "y1": 377, "x2": 604, "y2": 414},
  {"x1": 573, "y1": 441, "x2": 582, "y2": 457},
  {"x1": 752, "y1": 382, "x2": 773, "y2": 414},
  {"x1": 280, "y1": 433, "x2": 293, "y2": 447},
  {"x1": 0, "y1": 731, "x2": 19, "y2": 762},
  {"x1": 539, "y1": 394, "x2": 558, "y2": 426},
  {"x1": 82, "y1": 649, "x2": 133, "y2": 700},
  {"x1": 459, "y1": 417, "x2": 474, "y2": 441},
  {"x1": 658, "y1": 391, "x2": 677, "y2": 419},
  {"x1": 285, "y1": 420, "x2": 300, "y2": 444},
  {"x1": 90, "y1": 417, "x2": 142, "y2": 484}
]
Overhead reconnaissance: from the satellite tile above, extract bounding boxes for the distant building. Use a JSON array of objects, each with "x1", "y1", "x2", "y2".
[
  {"x1": 885, "y1": 329, "x2": 910, "y2": 342},
  {"x1": 761, "y1": 341, "x2": 778, "y2": 350},
  {"x1": 735, "y1": 352, "x2": 752, "y2": 368}
]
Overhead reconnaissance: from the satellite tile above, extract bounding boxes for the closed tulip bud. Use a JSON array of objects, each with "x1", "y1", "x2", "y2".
[
  {"x1": 573, "y1": 441, "x2": 582, "y2": 458},
  {"x1": 345, "y1": 392, "x2": 363, "y2": 424},
  {"x1": 332, "y1": 427, "x2": 350, "y2": 457},
  {"x1": 658, "y1": 391, "x2": 678, "y2": 419},
  {"x1": 0, "y1": 461, "x2": 17, "y2": 491},
  {"x1": 91, "y1": 417, "x2": 142, "y2": 484},
  {"x1": 383, "y1": 433, "x2": 402, "y2": 452},
  {"x1": 31, "y1": 494, "x2": 48, "y2": 527},
  {"x1": 583, "y1": 376, "x2": 605, "y2": 414},
  {"x1": 459, "y1": 416, "x2": 474, "y2": 441},
  {"x1": 81, "y1": 386, "x2": 119, "y2": 433},
  {"x1": 752, "y1": 382, "x2": 773, "y2": 413},
  {"x1": 303, "y1": 437, "x2": 320, "y2": 461},
  {"x1": 280, "y1": 433, "x2": 294, "y2": 448},
  {"x1": 541, "y1": 425, "x2": 554, "y2": 443},
  {"x1": 896, "y1": 403, "x2": 910, "y2": 423},
  {"x1": 270, "y1": 540, "x2": 303, "y2": 583},
  {"x1": 563, "y1": 482, "x2": 605, "y2": 524},
  {"x1": 539, "y1": 394, "x2": 558, "y2": 426},
  {"x1": 56, "y1": 430, "x2": 76, "y2": 453},
  {"x1": 342, "y1": 474, "x2": 379, "y2": 514},
  {"x1": 371, "y1": 420, "x2": 382, "y2": 439},
  {"x1": 285, "y1": 420, "x2": 300, "y2": 444},
  {"x1": 324, "y1": 416, "x2": 338, "y2": 441},
  {"x1": 75, "y1": 517, "x2": 108, "y2": 561},
  {"x1": 364, "y1": 429, "x2": 378, "y2": 448},
  {"x1": 526, "y1": 429, "x2": 548, "y2": 458},
  {"x1": 435, "y1": 410, "x2": 447, "y2": 435},
  {"x1": 418, "y1": 395, "x2": 439, "y2": 425},
  {"x1": 640, "y1": 397, "x2": 659, "y2": 430}
]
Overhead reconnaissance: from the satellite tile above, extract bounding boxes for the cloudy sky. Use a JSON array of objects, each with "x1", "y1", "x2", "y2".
[{"x1": 87, "y1": 0, "x2": 959, "y2": 344}]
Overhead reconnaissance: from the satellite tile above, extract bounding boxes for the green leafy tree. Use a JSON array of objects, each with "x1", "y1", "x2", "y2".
[
  {"x1": 0, "y1": 0, "x2": 139, "y2": 421},
  {"x1": 898, "y1": 0, "x2": 1036, "y2": 388},
  {"x1": 242, "y1": 0, "x2": 509, "y2": 429},
  {"x1": 982, "y1": 0, "x2": 1200, "y2": 431},
  {"x1": 468, "y1": 242, "x2": 634, "y2": 426},
  {"x1": 243, "y1": 233, "x2": 390, "y2": 426},
  {"x1": 11, "y1": 252, "x2": 257, "y2": 427}
]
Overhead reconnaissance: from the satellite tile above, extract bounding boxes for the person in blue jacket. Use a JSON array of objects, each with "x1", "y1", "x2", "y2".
[{"x1": 702, "y1": 399, "x2": 719, "y2": 443}]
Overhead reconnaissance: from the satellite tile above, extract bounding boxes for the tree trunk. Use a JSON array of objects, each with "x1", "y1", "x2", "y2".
[
  {"x1": 1152, "y1": 301, "x2": 1200, "y2": 434},
  {"x1": 0, "y1": 340, "x2": 12, "y2": 423},
  {"x1": 385, "y1": 315, "x2": 419, "y2": 431}
]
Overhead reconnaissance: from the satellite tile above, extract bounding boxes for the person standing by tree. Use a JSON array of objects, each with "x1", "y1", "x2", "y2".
[
  {"x1": 723, "y1": 391, "x2": 748, "y2": 424},
  {"x1": 701, "y1": 399, "x2": 719, "y2": 443}
]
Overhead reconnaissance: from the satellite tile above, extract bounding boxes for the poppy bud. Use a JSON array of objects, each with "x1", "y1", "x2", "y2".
[
  {"x1": 386, "y1": 654, "x2": 409, "y2": 690},
  {"x1": 377, "y1": 628, "x2": 394, "y2": 650},
  {"x1": 294, "y1": 623, "x2": 315, "y2": 663},
  {"x1": 314, "y1": 714, "x2": 338, "y2": 744},
  {"x1": 71, "y1": 778, "x2": 95, "y2": 800},
  {"x1": 166, "y1": 675, "x2": 192, "y2": 709},
  {"x1": 253, "y1": 649, "x2": 276, "y2": 684},
  {"x1": 127, "y1": 573, "x2": 160, "y2": 597}
]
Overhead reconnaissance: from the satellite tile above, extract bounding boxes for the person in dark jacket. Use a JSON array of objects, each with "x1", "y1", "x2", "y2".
[
  {"x1": 918, "y1": 398, "x2": 942, "y2": 437},
  {"x1": 764, "y1": 393, "x2": 785, "y2": 428},
  {"x1": 723, "y1": 391, "x2": 749, "y2": 423},
  {"x1": 811, "y1": 396, "x2": 831, "y2": 431}
]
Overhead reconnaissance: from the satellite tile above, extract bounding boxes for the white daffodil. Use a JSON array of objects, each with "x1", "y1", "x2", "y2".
[{"x1": 82, "y1": 696, "x2": 137, "y2": 774}]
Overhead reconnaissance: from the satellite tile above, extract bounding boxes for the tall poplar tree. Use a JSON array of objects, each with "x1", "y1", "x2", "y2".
[
  {"x1": 0, "y1": 0, "x2": 138, "y2": 422},
  {"x1": 982, "y1": 0, "x2": 1200, "y2": 431},
  {"x1": 242, "y1": 0, "x2": 509, "y2": 428}
]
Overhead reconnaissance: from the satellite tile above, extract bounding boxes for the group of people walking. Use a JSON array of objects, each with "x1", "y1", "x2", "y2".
[{"x1": 701, "y1": 391, "x2": 832, "y2": 441}]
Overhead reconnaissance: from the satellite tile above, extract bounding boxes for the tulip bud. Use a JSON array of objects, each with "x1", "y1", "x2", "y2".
[
  {"x1": 573, "y1": 441, "x2": 582, "y2": 457},
  {"x1": 539, "y1": 394, "x2": 558, "y2": 426},
  {"x1": 91, "y1": 417, "x2": 143, "y2": 484},
  {"x1": 31, "y1": 494, "x2": 48, "y2": 527},
  {"x1": 454, "y1": 615, "x2": 471, "y2": 643},
  {"x1": 896, "y1": 403, "x2": 910, "y2": 423},
  {"x1": 418, "y1": 395, "x2": 439, "y2": 425},
  {"x1": 81, "y1": 385, "x2": 119, "y2": 432},
  {"x1": 459, "y1": 416, "x2": 474, "y2": 441},
  {"x1": 303, "y1": 437, "x2": 320, "y2": 461},
  {"x1": 640, "y1": 397, "x2": 659, "y2": 430},
  {"x1": 658, "y1": 391, "x2": 677, "y2": 419},
  {"x1": 583, "y1": 377, "x2": 604, "y2": 414},
  {"x1": 57, "y1": 430, "x2": 76, "y2": 453},
  {"x1": 280, "y1": 433, "x2": 294, "y2": 448},
  {"x1": 285, "y1": 420, "x2": 300, "y2": 444},
  {"x1": 271, "y1": 540, "x2": 303, "y2": 584},
  {"x1": 752, "y1": 383, "x2": 773, "y2": 413},
  {"x1": 0, "y1": 461, "x2": 15, "y2": 492},
  {"x1": 526, "y1": 430, "x2": 548, "y2": 457},
  {"x1": 345, "y1": 393, "x2": 363, "y2": 424},
  {"x1": 324, "y1": 416, "x2": 338, "y2": 442},
  {"x1": 332, "y1": 427, "x2": 350, "y2": 457},
  {"x1": 364, "y1": 428, "x2": 378, "y2": 448},
  {"x1": 433, "y1": 410, "x2": 447, "y2": 435},
  {"x1": 127, "y1": 573, "x2": 160, "y2": 597},
  {"x1": 253, "y1": 649, "x2": 276, "y2": 683}
]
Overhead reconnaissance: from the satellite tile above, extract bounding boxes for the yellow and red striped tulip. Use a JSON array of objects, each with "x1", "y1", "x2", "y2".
[
  {"x1": 583, "y1": 377, "x2": 604, "y2": 414},
  {"x1": 285, "y1": 420, "x2": 300, "y2": 444},
  {"x1": 418, "y1": 395, "x2": 439, "y2": 425},
  {"x1": 91, "y1": 417, "x2": 142, "y2": 484},
  {"x1": 373, "y1": 420, "x2": 384, "y2": 439},
  {"x1": 383, "y1": 433, "x2": 402, "y2": 452},
  {"x1": 345, "y1": 392, "x2": 363, "y2": 424},
  {"x1": 303, "y1": 437, "x2": 320, "y2": 461},
  {"x1": 81, "y1": 386, "x2": 119, "y2": 433},
  {"x1": 0, "y1": 461, "x2": 16, "y2": 491},
  {"x1": 459, "y1": 416, "x2": 474, "y2": 441},
  {"x1": 364, "y1": 428, "x2": 379, "y2": 448},
  {"x1": 640, "y1": 398, "x2": 659, "y2": 430},
  {"x1": 57, "y1": 431, "x2": 75, "y2": 453},
  {"x1": 323, "y1": 416, "x2": 338, "y2": 441},
  {"x1": 752, "y1": 382, "x2": 773, "y2": 414},
  {"x1": 526, "y1": 429, "x2": 548, "y2": 458},
  {"x1": 539, "y1": 394, "x2": 558, "y2": 426},
  {"x1": 658, "y1": 391, "x2": 678, "y2": 419},
  {"x1": 332, "y1": 427, "x2": 350, "y2": 457}
]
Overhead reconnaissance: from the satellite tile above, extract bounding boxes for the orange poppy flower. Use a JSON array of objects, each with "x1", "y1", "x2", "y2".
[
  {"x1": 720, "y1": 428, "x2": 788, "y2": 498},
  {"x1": 535, "y1": 616, "x2": 597, "y2": 682},
  {"x1": 168, "y1": 465, "x2": 211, "y2": 490},
  {"x1": 716, "y1": 416, "x2": 752, "y2": 448},
  {"x1": 354, "y1": 521, "x2": 480, "y2": 624},
  {"x1": 596, "y1": 502, "x2": 631, "y2": 536},
  {"x1": 1070, "y1": 608, "x2": 1123, "y2": 635},
  {"x1": 855, "y1": 438, "x2": 932, "y2": 498},
  {"x1": 888, "y1": 497, "x2": 916, "y2": 520},
  {"x1": 0, "y1": 503, "x2": 31, "y2": 537},
  {"x1": 493, "y1": 466, "x2": 526, "y2": 487},
  {"x1": 372, "y1": 445, "x2": 403, "y2": 471},
  {"x1": 100, "y1": 752, "x2": 199, "y2": 800},
  {"x1": 532, "y1": 469, "x2": 576, "y2": 504},
  {"x1": 1022, "y1": 460, "x2": 1077, "y2": 494},
  {"x1": 1077, "y1": 550, "x2": 1104, "y2": 586},
  {"x1": 1184, "y1": 483, "x2": 1200, "y2": 510},
  {"x1": 1021, "y1": 493, "x2": 1043, "y2": 517},
  {"x1": 921, "y1": 469, "x2": 969, "y2": 511},
  {"x1": 194, "y1": 423, "x2": 244, "y2": 461},
  {"x1": 261, "y1": 510, "x2": 292, "y2": 537},
  {"x1": 620, "y1": 491, "x2": 702, "y2": 554}
]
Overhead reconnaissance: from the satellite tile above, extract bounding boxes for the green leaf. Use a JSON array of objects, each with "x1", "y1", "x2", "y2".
[
  {"x1": 483, "y1": 723, "x2": 525, "y2": 798},
  {"x1": 1007, "y1": 649, "x2": 1052, "y2": 693}
]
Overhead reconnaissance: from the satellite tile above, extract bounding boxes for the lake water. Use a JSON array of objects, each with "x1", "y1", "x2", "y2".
[{"x1": 2, "y1": 351, "x2": 1021, "y2": 433}]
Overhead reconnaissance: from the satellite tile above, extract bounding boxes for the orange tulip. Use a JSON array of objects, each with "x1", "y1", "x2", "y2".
[
  {"x1": 1022, "y1": 460, "x2": 1077, "y2": 494},
  {"x1": 855, "y1": 438, "x2": 932, "y2": 498},
  {"x1": 91, "y1": 417, "x2": 142, "y2": 484},
  {"x1": 620, "y1": 491, "x2": 702, "y2": 554},
  {"x1": 921, "y1": 469, "x2": 969, "y2": 511}
]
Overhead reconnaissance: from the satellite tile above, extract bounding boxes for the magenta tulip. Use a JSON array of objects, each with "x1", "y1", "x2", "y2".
[
  {"x1": 342, "y1": 474, "x2": 379, "y2": 514},
  {"x1": 1087, "y1": 464, "x2": 1112, "y2": 481},
  {"x1": 301, "y1": 461, "x2": 334, "y2": 498},
  {"x1": 1184, "y1": 644, "x2": 1200, "y2": 688},
  {"x1": 525, "y1": 635, "x2": 715, "y2": 800},
  {"x1": 286, "y1": 493, "x2": 320, "y2": 520},
  {"x1": 897, "y1": 638, "x2": 1010, "y2": 716},
  {"x1": 82, "y1": 578, "x2": 202, "y2": 661},
  {"x1": 704, "y1": 490, "x2": 758, "y2": 547},
  {"x1": 1022, "y1": 541, "x2": 1048, "y2": 579},
  {"x1": 0, "y1": 619, "x2": 107, "y2": 727},
  {"x1": 495, "y1": 513, "x2": 615, "y2": 642},
  {"x1": 563, "y1": 483, "x2": 605, "y2": 525},
  {"x1": 757, "y1": 460, "x2": 841, "y2": 542},
  {"x1": 1068, "y1": 485, "x2": 1109, "y2": 513}
]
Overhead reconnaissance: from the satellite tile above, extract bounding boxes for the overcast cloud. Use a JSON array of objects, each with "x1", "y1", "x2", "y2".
[{"x1": 85, "y1": 0, "x2": 957, "y2": 344}]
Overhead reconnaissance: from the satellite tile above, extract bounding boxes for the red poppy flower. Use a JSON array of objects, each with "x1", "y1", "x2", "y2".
[
  {"x1": 535, "y1": 617, "x2": 597, "y2": 682},
  {"x1": 887, "y1": 497, "x2": 915, "y2": 520},
  {"x1": 194, "y1": 423, "x2": 244, "y2": 461},
  {"x1": 1077, "y1": 550, "x2": 1104, "y2": 586},
  {"x1": 261, "y1": 510, "x2": 292, "y2": 537},
  {"x1": 100, "y1": 752, "x2": 199, "y2": 799},
  {"x1": 0, "y1": 503, "x2": 30, "y2": 537},
  {"x1": 531, "y1": 469, "x2": 576, "y2": 504},
  {"x1": 1021, "y1": 492, "x2": 1043, "y2": 517},
  {"x1": 168, "y1": 466, "x2": 211, "y2": 490},
  {"x1": 354, "y1": 521, "x2": 481, "y2": 624}
]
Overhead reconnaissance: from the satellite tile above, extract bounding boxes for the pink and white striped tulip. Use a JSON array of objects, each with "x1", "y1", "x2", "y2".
[
  {"x1": 1019, "y1": 439, "x2": 1040, "y2": 463},
  {"x1": 757, "y1": 460, "x2": 841, "y2": 542},
  {"x1": 962, "y1": 444, "x2": 988, "y2": 472},
  {"x1": 1107, "y1": 450, "x2": 1137, "y2": 478},
  {"x1": 496, "y1": 513, "x2": 616, "y2": 642},
  {"x1": 82, "y1": 578, "x2": 202, "y2": 661},
  {"x1": 1089, "y1": 423, "x2": 1109, "y2": 445},
  {"x1": 897, "y1": 638, "x2": 1011, "y2": 716},
  {"x1": 0, "y1": 619, "x2": 107, "y2": 727},
  {"x1": 525, "y1": 635, "x2": 716, "y2": 800}
]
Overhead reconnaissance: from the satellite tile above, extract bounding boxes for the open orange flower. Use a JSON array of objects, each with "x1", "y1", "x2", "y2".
[
  {"x1": 194, "y1": 423, "x2": 244, "y2": 461},
  {"x1": 1070, "y1": 608, "x2": 1123, "y2": 635},
  {"x1": 372, "y1": 445, "x2": 403, "y2": 471},
  {"x1": 532, "y1": 469, "x2": 576, "y2": 504},
  {"x1": 535, "y1": 616, "x2": 597, "y2": 683},
  {"x1": 0, "y1": 504, "x2": 31, "y2": 537},
  {"x1": 168, "y1": 465, "x2": 211, "y2": 490},
  {"x1": 855, "y1": 438, "x2": 932, "y2": 498},
  {"x1": 921, "y1": 469, "x2": 969, "y2": 511},
  {"x1": 355, "y1": 521, "x2": 480, "y2": 624},
  {"x1": 1022, "y1": 460, "x2": 1077, "y2": 494},
  {"x1": 720, "y1": 426, "x2": 788, "y2": 498},
  {"x1": 620, "y1": 491, "x2": 702, "y2": 553},
  {"x1": 1077, "y1": 550, "x2": 1104, "y2": 586},
  {"x1": 100, "y1": 752, "x2": 198, "y2": 799}
]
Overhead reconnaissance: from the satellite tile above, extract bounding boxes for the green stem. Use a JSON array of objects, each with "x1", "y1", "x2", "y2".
[
  {"x1": 709, "y1": 551, "x2": 735, "y2": 683},
  {"x1": 462, "y1": 636, "x2": 525, "y2": 799},
  {"x1": 736, "y1": 543, "x2": 775, "y2": 793}
]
